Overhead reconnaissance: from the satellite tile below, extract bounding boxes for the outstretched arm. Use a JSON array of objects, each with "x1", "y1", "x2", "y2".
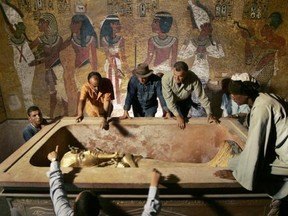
[
  {"x1": 48, "y1": 146, "x2": 74, "y2": 216},
  {"x1": 76, "y1": 99, "x2": 85, "y2": 122},
  {"x1": 142, "y1": 169, "x2": 162, "y2": 216}
]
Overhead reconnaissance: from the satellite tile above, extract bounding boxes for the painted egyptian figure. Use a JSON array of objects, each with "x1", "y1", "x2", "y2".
[
  {"x1": 1, "y1": 2, "x2": 35, "y2": 111},
  {"x1": 29, "y1": 13, "x2": 68, "y2": 118},
  {"x1": 239, "y1": 12, "x2": 286, "y2": 92},
  {"x1": 100, "y1": 14, "x2": 129, "y2": 107},
  {"x1": 178, "y1": 0, "x2": 224, "y2": 117},
  {"x1": 144, "y1": 11, "x2": 178, "y2": 75},
  {"x1": 62, "y1": 14, "x2": 98, "y2": 92},
  {"x1": 179, "y1": 0, "x2": 224, "y2": 87}
]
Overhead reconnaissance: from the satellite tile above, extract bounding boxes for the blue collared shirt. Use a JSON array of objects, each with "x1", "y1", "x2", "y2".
[
  {"x1": 124, "y1": 74, "x2": 168, "y2": 112},
  {"x1": 23, "y1": 119, "x2": 47, "y2": 142}
]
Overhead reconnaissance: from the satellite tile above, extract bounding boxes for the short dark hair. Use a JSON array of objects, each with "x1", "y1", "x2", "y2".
[
  {"x1": 87, "y1": 72, "x2": 102, "y2": 81},
  {"x1": 221, "y1": 78, "x2": 231, "y2": 92},
  {"x1": 74, "y1": 191, "x2": 100, "y2": 216},
  {"x1": 174, "y1": 61, "x2": 188, "y2": 72},
  {"x1": 27, "y1": 106, "x2": 41, "y2": 116}
]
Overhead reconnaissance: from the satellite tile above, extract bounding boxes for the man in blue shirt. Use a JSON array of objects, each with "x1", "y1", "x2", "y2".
[
  {"x1": 121, "y1": 63, "x2": 169, "y2": 118},
  {"x1": 23, "y1": 106, "x2": 47, "y2": 142}
]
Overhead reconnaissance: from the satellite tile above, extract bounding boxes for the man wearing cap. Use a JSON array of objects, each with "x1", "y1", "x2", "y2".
[
  {"x1": 162, "y1": 61, "x2": 218, "y2": 129},
  {"x1": 214, "y1": 73, "x2": 288, "y2": 215},
  {"x1": 76, "y1": 72, "x2": 114, "y2": 129},
  {"x1": 120, "y1": 63, "x2": 169, "y2": 118}
]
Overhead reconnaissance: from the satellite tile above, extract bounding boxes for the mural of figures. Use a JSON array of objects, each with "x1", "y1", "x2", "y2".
[
  {"x1": 1, "y1": 2, "x2": 35, "y2": 111},
  {"x1": 179, "y1": 0, "x2": 225, "y2": 86},
  {"x1": 144, "y1": 11, "x2": 178, "y2": 75},
  {"x1": 178, "y1": 0, "x2": 224, "y2": 117},
  {"x1": 62, "y1": 14, "x2": 98, "y2": 93},
  {"x1": 100, "y1": 14, "x2": 129, "y2": 108},
  {"x1": 29, "y1": 12, "x2": 68, "y2": 118},
  {"x1": 238, "y1": 12, "x2": 286, "y2": 92}
]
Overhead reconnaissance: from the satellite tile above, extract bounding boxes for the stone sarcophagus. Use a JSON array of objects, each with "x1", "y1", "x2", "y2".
[{"x1": 0, "y1": 117, "x2": 271, "y2": 215}]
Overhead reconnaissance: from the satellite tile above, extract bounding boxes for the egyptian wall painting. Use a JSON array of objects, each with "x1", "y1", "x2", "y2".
[{"x1": 0, "y1": 0, "x2": 287, "y2": 119}]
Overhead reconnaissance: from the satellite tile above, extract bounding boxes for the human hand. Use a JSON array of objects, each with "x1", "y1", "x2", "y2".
[
  {"x1": 75, "y1": 114, "x2": 84, "y2": 123},
  {"x1": 163, "y1": 111, "x2": 171, "y2": 119},
  {"x1": 208, "y1": 114, "x2": 220, "y2": 124},
  {"x1": 47, "y1": 145, "x2": 58, "y2": 162},
  {"x1": 214, "y1": 169, "x2": 235, "y2": 180},
  {"x1": 100, "y1": 118, "x2": 109, "y2": 130},
  {"x1": 119, "y1": 110, "x2": 131, "y2": 120},
  {"x1": 150, "y1": 168, "x2": 162, "y2": 187},
  {"x1": 176, "y1": 115, "x2": 185, "y2": 129}
]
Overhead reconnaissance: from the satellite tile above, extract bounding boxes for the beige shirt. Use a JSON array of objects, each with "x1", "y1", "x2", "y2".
[
  {"x1": 162, "y1": 70, "x2": 211, "y2": 116},
  {"x1": 229, "y1": 93, "x2": 288, "y2": 199}
]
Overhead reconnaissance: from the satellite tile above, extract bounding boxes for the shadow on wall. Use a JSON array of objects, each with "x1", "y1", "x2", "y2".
[{"x1": 0, "y1": 120, "x2": 27, "y2": 163}]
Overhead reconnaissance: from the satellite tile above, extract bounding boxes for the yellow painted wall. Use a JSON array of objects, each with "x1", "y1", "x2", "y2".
[{"x1": 0, "y1": 0, "x2": 287, "y2": 119}]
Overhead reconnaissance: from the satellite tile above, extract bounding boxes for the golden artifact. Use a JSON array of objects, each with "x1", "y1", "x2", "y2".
[
  {"x1": 208, "y1": 140, "x2": 242, "y2": 168},
  {"x1": 60, "y1": 146, "x2": 138, "y2": 168}
]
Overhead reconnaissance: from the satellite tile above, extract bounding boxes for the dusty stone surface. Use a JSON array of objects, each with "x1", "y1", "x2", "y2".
[{"x1": 0, "y1": 117, "x2": 247, "y2": 189}]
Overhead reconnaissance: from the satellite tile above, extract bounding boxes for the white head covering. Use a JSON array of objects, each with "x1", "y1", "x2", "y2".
[
  {"x1": 229, "y1": 73, "x2": 260, "y2": 96},
  {"x1": 1, "y1": 2, "x2": 23, "y2": 27},
  {"x1": 231, "y1": 73, "x2": 258, "y2": 83},
  {"x1": 188, "y1": 0, "x2": 210, "y2": 30}
]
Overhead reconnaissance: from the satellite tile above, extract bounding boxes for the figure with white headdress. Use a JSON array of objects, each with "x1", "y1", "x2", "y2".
[
  {"x1": 100, "y1": 14, "x2": 129, "y2": 108},
  {"x1": 178, "y1": 0, "x2": 224, "y2": 117},
  {"x1": 144, "y1": 11, "x2": 178, "y2": 75},
  {"x1": 1, "y1": 2, "x2": 35, "y2": 111},
  {"x1": 29, "y1": 12, "x2": 68, "y2": 119}
]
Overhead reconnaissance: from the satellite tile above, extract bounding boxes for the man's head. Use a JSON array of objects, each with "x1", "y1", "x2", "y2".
[
  {"x1": 88, "y1": 72, "x2": 102, "y2": 88},
  {"x1": 74, "y1": 190, "x2": 100, "y2": 216},
  {"x1": 228, "y1": 73, "x2": 260, "y2": 105},
  {"x1": 27, "y1": 106, "x2": 43, "y2": 127},
  {"x1": 173, "y1": 61, "x2": 188, "y2": 84},
  {"x1": 221, "y1": 78, "x2": 231, "y2": 94},
  {"x1": 133, "y1": 63, "x2": 153, "y2": 84}
]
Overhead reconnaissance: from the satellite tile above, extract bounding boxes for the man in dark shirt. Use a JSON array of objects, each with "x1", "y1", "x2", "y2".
[
  {"x1": 121, "y1": 63, "x2": 169, "y2": 118},
  {"x1": 23, "y1": 106, "x2": 47, "y2": 142}
]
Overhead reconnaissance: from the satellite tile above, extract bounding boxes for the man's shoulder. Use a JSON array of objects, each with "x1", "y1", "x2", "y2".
[
  {"x1": 162, "y1": 72, "x2": 173, "y2": 81},
  {"x1": 23, "y1": 124, "x2": 37, "y2": 137},
  {"x1": 101, "y1": 78, "x2": 114, "y2": 92},
  {"x1": 255, "y1": 93, "x2": 274, "y2": 105},
  {"x1": 23, "y1": 123, "x2": 33, "y2": 131},
  {"x1": 187, "y1": 70, "x2": 198, "y2": 78},
  {"x1": 81, "y1": 83, "x2": 90, "y2": 90},
  {"x1": 150, "y1": 74, "x2": 161, "y2": 82},
  {"x1": 102, "y1": 77, "x2": 113, "y2": 84},
  {"x1": 186, "y1": 70, "x2": 200, "y2": 83},
  {"x1": 129, "y1": 75, "x2": 138, "y2": 82}
]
